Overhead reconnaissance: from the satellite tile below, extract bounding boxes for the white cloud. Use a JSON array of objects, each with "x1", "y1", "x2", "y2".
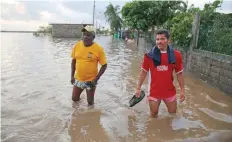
[
  {"x1": 1, "y1": 1, "x2": 27, "y2": 17},
  {"x1": 1, "y1": 19, "x2": 48, "y2": 31},
  {"x1": 187, "y1": 0, "x2": 215, "y2": 8},
  {"x1": 0, "y1": 1, "x2": 94, "y2": 31},
  {"x1": 1, "y1": 0, "x2": 18, "y2": 5},
  {"x1": 39, "y1": 11, "x2": 53, "y2": 20},
  {"x1": 54, "y1": 2, "x2": 93, "y2": 24},
  {"x1": 56, "y1": 3, "x2": 74, "y2": 17},
  {"x1": 1, "y1": 1, "x2": 17, "y2": 15},
  {"x1": 15, "y1": 3, "x2": 26, "y2": 14}
]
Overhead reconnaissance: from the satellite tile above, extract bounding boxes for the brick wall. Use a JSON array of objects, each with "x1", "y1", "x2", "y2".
[
  {"x1": 190, "y1": 49, "x2": 232, "y2": 95},
  {"x1": 51, "y1": 24, "x2": 89, "y2": 38},
  {"x1": 178, "y1": 48, "x2": 232, "y2": 95}
]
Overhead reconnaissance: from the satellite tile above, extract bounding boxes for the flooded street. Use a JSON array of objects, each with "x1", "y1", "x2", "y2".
[{"x1": 1, "y1": 33, "x2": 232, "y2": 142}]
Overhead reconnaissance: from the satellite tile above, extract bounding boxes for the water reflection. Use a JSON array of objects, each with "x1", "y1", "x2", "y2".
[{"x1": 68, "y1": 105, "x2": 109, "y2": 142}]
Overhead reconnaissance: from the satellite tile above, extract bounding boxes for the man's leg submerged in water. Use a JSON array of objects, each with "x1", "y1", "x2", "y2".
[
  {"x1": 86, "y1": 87, "x2": 95, "y2": 106},
  {"x1": 149, "y1": 100, "x2": 161, "y2": 117},
  {"x1": 72, "y1": 86, "x2": 83, "y2": 102},
  {"x1": 72, "y1": 86, "x2": 95, "y2": 107},
  {"x1": 148, "y1": 95, "x2": 177, "y2": 117},
  {"x1": 164, "y1": 99, "x2": 177, "y2": 114},
  {"x1": 163, "y1": 95, "x2": 177, "y2": 114}
]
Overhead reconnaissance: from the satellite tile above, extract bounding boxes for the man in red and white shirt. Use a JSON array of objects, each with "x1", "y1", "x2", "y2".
[{"x1": 136, "y1": 29, "x2": 185, "y2": 117}]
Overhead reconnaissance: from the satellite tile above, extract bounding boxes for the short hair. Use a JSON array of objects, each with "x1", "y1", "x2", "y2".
[{"x1": 156, "y1": 29, "x2": 170, "y2": 39}]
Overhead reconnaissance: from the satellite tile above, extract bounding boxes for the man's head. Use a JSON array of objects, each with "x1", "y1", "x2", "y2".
[
  {"x1": 155, "y1": 29, "x2": 170, "y2": 50},
  {"x1": 81, "y1": 25, "x2": 96, "y2": 46}
]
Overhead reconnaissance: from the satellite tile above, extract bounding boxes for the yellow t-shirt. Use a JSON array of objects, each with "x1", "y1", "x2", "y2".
[{"x1": 71, "y1": 41, "x2": 107, "y2": 82}]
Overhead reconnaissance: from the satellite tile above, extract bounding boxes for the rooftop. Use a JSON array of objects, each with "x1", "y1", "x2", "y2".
[{"x1": 49, "y1": 23, "x2": 93, "y2": 25}]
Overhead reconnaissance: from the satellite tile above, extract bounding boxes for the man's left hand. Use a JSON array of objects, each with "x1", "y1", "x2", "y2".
[
  {"x1": 91, "y1": 77, "x2": 99, "y2": 86},
  {"x1": 86, "y1": 77, "x2": 99, "y2": 91},
  {"x1": 179, "y1": 90, "x2": 185, "y2": 102}
]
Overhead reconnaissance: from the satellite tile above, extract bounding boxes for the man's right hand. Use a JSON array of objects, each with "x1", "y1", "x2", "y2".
[
  {"x1": 71, "y1": 77, "x2": 75, "y2": 85},
  {"x1": 135, "y1": 89, "x2": 141, "y2": 98}
]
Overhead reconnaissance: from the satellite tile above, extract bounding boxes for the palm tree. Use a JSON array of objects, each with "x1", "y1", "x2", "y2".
[{"x1": 104, "y1": 3, "x2": 123, "y2": 33}]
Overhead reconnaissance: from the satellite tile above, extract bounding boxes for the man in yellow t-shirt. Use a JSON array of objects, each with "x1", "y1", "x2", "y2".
[{"x1": 70, "y1": 25, "x2": 107, "y2": 106}]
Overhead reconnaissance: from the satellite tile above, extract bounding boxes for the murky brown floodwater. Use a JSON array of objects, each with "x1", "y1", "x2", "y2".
[{"x1": 1, "y1": 33, "x2": 232, "y2": 142}]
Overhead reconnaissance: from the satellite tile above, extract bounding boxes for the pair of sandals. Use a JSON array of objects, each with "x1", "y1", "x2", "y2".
[{"x1": 129, "y1": 90, "x2": 146, "y2": 107}]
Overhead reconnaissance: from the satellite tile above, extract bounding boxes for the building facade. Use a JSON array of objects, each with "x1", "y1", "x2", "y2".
[{"x1": 50, "y1": 24, "x2": 92, "y2": 38}]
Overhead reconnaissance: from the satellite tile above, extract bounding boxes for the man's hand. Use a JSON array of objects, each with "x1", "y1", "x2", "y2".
[
  {"x1": 135, "y1": 69, "x2": 147, "y2": 98},
  {"x1": 135, "y1": 88, "x2": 141, "y2": 98},
  {"x1": 71, "y1": 77, "x2": 75, "y2": 85},
  {"x1": 91, "y1": 76, "x2": 99, "y2": 86},
  {"x1": 86, "y1": 77, "x2": 99, "y2": 90},
  {"x1": 179, "y1": 89, "x2": 185, "y2": 102}
]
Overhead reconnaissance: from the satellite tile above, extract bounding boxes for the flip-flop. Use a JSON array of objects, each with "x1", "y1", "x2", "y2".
[{"x1": 129, "y1": 90, "x2": 146, "y2": 107}]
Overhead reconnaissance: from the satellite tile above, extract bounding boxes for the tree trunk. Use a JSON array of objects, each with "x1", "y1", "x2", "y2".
[
  {"x1": 151, "y1": 25, "x2": 155, "y2": 45},
  {"x1": 136, "y1": 30, "x2": 140, "y2": 47},
  {"x1": 156, "y1": 20, "x2": 160, "y2": 30},
  {"x1": 152, "y1": 25, "x2": 155, "y2": 36}
]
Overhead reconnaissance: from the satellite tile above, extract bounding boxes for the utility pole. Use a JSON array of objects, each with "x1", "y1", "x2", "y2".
[
  {"x1": 96, "y1": 20, "x2": 98, "y2": 30},
  {"x1": 93, "y1": 0, "x2": 95, "y2": 26},
  {"x1": 187, "y1": 12, "x2": 200, "y2": 72}
]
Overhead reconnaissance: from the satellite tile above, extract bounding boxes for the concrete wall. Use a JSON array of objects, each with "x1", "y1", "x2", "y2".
[
  {"x1": 191, "y1": 50, "x2": 232, "y2": 95},
  {"x1": 51, "y1": 24, "x2": 91, "y2": 38},
  {"x1": 179, "y1": 49, "x2": 232, "y2": 95}
]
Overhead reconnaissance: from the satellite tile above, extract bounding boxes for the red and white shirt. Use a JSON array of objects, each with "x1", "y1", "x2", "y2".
[{"x1": 142, "y1": 50, "x2": 183, "y2": 99}]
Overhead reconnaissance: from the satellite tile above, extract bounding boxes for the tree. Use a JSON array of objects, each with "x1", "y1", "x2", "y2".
[
  {"x1": 121, "y1": 1, "x2": 150, "y2": 32},
  {"x1": 166, "y1": 0, "x2": 232, "y2": 55},
  {"x1": 104, "y1": 3, "x2": 123, "y2": 33},
  {"x1": 33, "y1": 25, "x2": 52, "y2": 37},
  {"x1": 121, "y1": 1, "x2": 187, "y2": 45},
  {"x1": 205, "y1": 13, "x2": 232, "y2": 55},
  {"x1": 165, "y1": 5, "x2": 200, "y2": 50},
  {"x1": 197, "y1": 0, "x2": 222, "y2": 50}
]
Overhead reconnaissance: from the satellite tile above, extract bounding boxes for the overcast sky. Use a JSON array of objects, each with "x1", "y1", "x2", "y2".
[{"x1": 1, "y1": 0, "x2": 232, "y2": 31}]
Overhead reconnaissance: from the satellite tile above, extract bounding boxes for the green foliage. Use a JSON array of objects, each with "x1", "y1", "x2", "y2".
[
  {"x1": 104, "y1": 3, "x2": 123, "y2": 32},
  {"x1": 33, "y1": 25, "x2": 52, "y2": 37},
  {"x1": 198, "y1": 13, "x2": 232, "y2": 55},
  {"x1": 121, "y1": 1, "x2": 144, "y2": 31},
  {"x1": 121, "y1": 1, "x2": 187, "y2": 32},
  {"x1": 196, "y1": 0, "x2": 232, "y2": 55},
  {"x1": 165, "y1": 6, "x2": 200, "y2": 50},
  {"x1": 165, "y1": 0, "x2": 232, "y2": 55},
  {"x1": 121, "y1": 1, "x2": 151, "y2": 31},
  {"x1": 198, "y1": 0, "x2": 222, "y2": 49}
]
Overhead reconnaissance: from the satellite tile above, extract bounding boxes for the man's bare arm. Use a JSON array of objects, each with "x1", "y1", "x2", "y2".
[
  {"x1": 96, "y1": 64, "x2": 107, "y2": 80},
  {"x1": 177, "y1": 72, "x2": 185, "y2": 102},
  {"x1": 177, "y1": 72, "x2": 184, "y2": 92},
  {"x1": 136, "y1": 69, "x2": 147, "y2": 90},
  {"x1": 71, "y1": 59, "x2": 76, "y2": 83}
]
